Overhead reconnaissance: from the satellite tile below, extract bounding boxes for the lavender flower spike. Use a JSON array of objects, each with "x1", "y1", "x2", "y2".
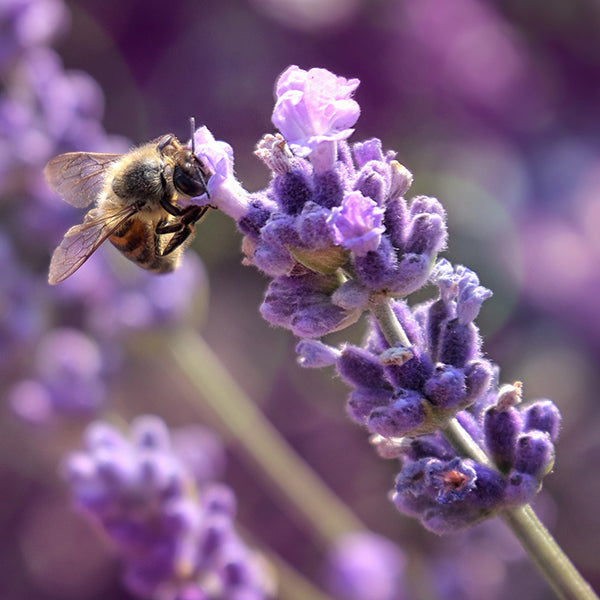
[{"x1": 272, "y1": 65, "x2": 360, "y2": 165}]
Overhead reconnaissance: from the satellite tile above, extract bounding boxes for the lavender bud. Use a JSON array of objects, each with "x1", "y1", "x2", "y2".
[
  {"x1": 387, "y1": 253, "x2": 434, "y2": 297},
  {"x1": 464, "y1": 360, "x2": 493, "y2": 402},
  {"x1": 273, "y1": 165, "x2": 313, "y2": 215},
  {"x1": 382, "y1": 197, "x2": 408, "y2": 251},
  {"x1": 331, "y1": 280, "x2": 369, "y2": 310},
  {"x1": 405, "y1": 213, "x2": 446, "y2": 255},
  {"x1": 337, "y1": 346, "x2": 390, "y2": 390},
  {"x1": 297, "y1": 202, "x2": 336, "y2": 248},
  {"x1": 262, "y1": 213, "x2": 301, "y2": 248},
  {"x1": 437, "y1": 319, "x2": 481, "y2": 367},
  {"x1": 296, "y1": 339, "x2": 341, "y2": 368},
  {"x1": 409, "y1": 195, "x2": 445, "y2": 219},
  {"x1": 405, "y1": 436, "x2": 454, "y2": 461},
  {"x1": 467, "y1": 463, "x2": 506, "y2": 509},
  {"x1": 524, "y1": 399, "x2": 561, "y2": 442},
  {"x1": 367, "y1": 390, "x2": 427, "y2": 437},
  {"x1": 352, "y1": 138, "x2": 385, "y2": 167},
  {"x1": 260, "y1": 272, "x2": 360, "y2": 337},
  {"x1": 424, "y1": 364, "x2": 467, "y2": 409},
  {"x1": 252, "y1": 241, "x2": 297, "y2": 277},
  {"x1": 313, "y1": 169, "x2": 344, "y2": 208},
  {"x1": 237, "y1": 201, "x2": 273, "y2": 240},
  {"x1": 347, "y1": 388, "x2": 394, "y2": 423},
  {"x1": 484, "y1": 405, "x2": 523, "y2": 472},
  {"x1": 353, "y1": 235, "x2": 397, "y2": 290},
  {"x1": 425, "y1": 298, "x2": 451, "y2": 359},
  {"x1": 354, "y1": 160, "x2": 390, "y2": 205},
  {"x1": 390, "y1": 299, "x2": 426, "y2": 347},
  {"x1": 505, "y1": 471, "x2": 541, "y2": 505},
  {"x1": 513, "y1": 432, "x2": 555, "y2": 477}
]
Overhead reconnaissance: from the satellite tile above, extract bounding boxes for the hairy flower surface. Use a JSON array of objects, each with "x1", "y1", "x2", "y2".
[{"x1": 191, "y1": 64, "x2": 563, "y2": 533}]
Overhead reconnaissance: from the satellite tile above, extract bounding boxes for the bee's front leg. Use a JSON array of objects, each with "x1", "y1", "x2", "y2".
[{"x1": 156, "y1": 205, "x2": 210, "y2": 255}]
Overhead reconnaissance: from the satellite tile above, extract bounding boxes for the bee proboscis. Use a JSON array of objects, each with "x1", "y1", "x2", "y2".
[{"x1": 44, "y1": 122, "x2": 211, "y2": 285}]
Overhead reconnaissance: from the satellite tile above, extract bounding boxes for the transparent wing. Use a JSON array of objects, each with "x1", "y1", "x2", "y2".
[
  {"x1": 48, "y1": 205, "x2": 137, "y2": 284},
  {"x1": 44, "y1": 152, "x2": 122, "y2": 208}
]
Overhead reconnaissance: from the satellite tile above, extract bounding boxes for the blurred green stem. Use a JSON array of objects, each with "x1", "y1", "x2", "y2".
[
  {"x1": 168, "y1": 330, "x2": 364, "y2": 548},
  {"x1": 371, "y1": 296, "x2": 599, "y2": 600}
]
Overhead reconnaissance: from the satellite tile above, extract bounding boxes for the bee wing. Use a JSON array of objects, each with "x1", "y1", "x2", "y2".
[
  {"x1": 44, "y1": 152, "x2": 122, "y2": 208},
  {"x1": 48, "y1": 205, "x2": 137, "y2": 285}
]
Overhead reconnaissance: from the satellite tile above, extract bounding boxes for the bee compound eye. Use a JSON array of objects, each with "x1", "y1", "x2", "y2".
[
  {"x1": 173, "y1": 164, "x2": 207, "y2": 197},
  {"x1": 157, "y1": 134, "x2": 175, "y2": 151}
]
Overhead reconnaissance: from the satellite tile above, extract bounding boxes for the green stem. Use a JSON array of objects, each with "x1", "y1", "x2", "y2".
[
  {"x1": 371, "y1": 298, "x2": 598, "y2": 600},
  {"x1": 369, "y1": 296, "x2": 411, "y2": 347},
  {"x1": 168, "y1": 330, "x2": 365, "y2": 547},
  {"x1": 500, "y1": 505, "x2": 597, "y2": 600}
]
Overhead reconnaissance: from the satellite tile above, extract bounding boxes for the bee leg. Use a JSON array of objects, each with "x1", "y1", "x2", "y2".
[
  {"x1": 159, "y1": 195, "x2": 184, "y2": 217},
  {"x1": 161, "y1": 225, "x2": 194, "y2": 256},
  {"x1": 156, "y1": 205, "x2": 211, "y2": 256}
]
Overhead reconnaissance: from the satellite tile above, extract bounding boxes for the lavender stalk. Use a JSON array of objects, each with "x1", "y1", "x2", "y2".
[{"x1": 183, "y1": 65, "x2": 598, "y2": 599}]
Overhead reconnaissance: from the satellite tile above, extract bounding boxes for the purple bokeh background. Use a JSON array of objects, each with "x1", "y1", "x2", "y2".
[{"x1": 2, "y1": 0, "x2": 600, "y2": 598}]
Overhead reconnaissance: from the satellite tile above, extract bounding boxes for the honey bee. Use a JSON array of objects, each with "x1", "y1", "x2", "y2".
[{"x1": 44, "y1": 122, "x2": 211, "y2": 285}]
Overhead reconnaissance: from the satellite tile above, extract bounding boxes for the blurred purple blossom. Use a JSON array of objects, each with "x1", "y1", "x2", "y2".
[
  {"x1": 325, "y1": 532, "x2": 407, "y2": 600},
  {"x1": 62, "y1": 416, "x2": 274, "y2": 599},
  {"x1": 8, "y1": 328, "x2": 106, "y2": 422},
  {"x1": 0, "y1": 1, "x2": 209, "y2": 422}
]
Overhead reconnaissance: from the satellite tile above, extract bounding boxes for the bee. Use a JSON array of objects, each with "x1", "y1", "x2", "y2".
[{"x1": 44, "y1": 121, "x2": 211, "y2": 285}]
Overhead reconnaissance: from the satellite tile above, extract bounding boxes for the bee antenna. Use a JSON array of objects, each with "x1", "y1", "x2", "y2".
[{"x1": 190, "y1": 117, "x2": 196, "y2": 155}]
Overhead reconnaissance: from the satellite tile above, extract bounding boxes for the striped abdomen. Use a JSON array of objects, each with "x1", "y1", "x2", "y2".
[{"x1": 109, "y1": 217, "x2": 180, "y2": 273}]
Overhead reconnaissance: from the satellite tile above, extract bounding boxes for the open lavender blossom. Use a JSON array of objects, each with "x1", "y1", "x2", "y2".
[
  {"x1": 271, "y1": 65, "x2": 360, "y2": 159},
  {"x1": 62, "y1": 416, "x2": 273, "y2": 599}
]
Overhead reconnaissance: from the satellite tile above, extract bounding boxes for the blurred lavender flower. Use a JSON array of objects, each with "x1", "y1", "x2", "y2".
[
  {"x1": 8, "y1": 327, "x2": 106, "y2": 423},
  {"x1": 325, "y1": 532, "x2": 407, "y2": 600},
  {"x1": 1, "y1": 0, "x2": 208, "y2": 422},
  {"x1": 62, "y1": 416, "x2": 274, "y2": 600}
]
